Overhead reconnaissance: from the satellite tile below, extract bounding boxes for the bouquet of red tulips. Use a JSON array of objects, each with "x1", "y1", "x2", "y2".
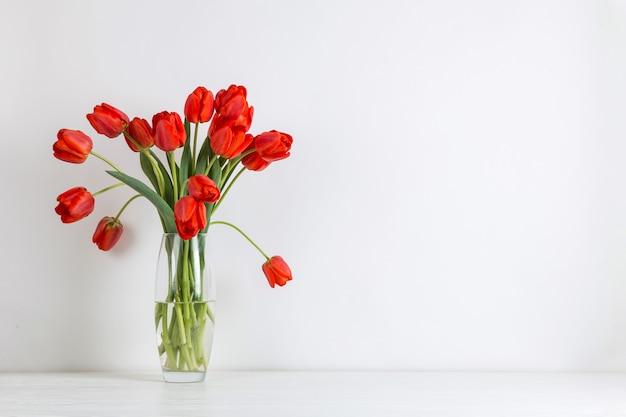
[
  {"x1": 53, "y1": 85, "x2": 293, "y2": 375},
  {"x1": 53, "y1": 84, "x2": 293, "y2": 286}
]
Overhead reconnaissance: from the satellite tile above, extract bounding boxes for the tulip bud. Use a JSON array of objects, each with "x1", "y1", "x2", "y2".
[
  {"x1": 214, "y1": 85, "x2": 248, "y2": 119},
  {"x1": 184, "y1": 86, "x2": 214, "y2": 123},
  {"x1": 262, "y1": 256, "x2": 293, "y2": 288},
  {"x1": 87, "y1": 103, "x2": 129, "y2": 138},
  {"x1": 124, "y1": 117, "x2": 154, "y2": 152},
  {"x1": 174, "y1": 196, "x2": 207, "y2": 240},
  {"x1": 187, "y1": 175, "x2": 220, "y2": 203},
  {"x1": 255, "y1": 130, "x2": 293, "y2": 162},
  {"x1": 53, "y1": 129, "x2": 93, "y2": 164},
  {"x1": 92, "y1": 216, "x2": 124, "y2": 251},
  {"x1": 55, "y1": 187, "x2": 95, "y2": 223},
  {"x1": 209, "y1": 121, "x2": 253, "y2": 159},
  {"x1": 153, "y1": 111, "x2": 186, "y2": 152}
]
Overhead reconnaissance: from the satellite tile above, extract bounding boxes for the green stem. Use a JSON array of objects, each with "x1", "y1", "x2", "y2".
[
  {"x1": 182, "y1": 240, "x2": 191, "y2": 303},
  {"x1": 192, "y1": 123, "x2": 199, "y2": 173},
  {"x1": 209, "y1": 220, "x2": 270, "y2": 260},
  {"x1": 219, "y1": 149, "x2": 254, "y2": 189},
  {"x1": 126, "y1": 129, "x2": 166, "y2": 198},
  {"x1": 207, "y1": 304, "x2": 215, "y2": 323},
  {"x1": 92, "y1": 182, "x2": 125, "y2": 197},
  {"x1": 203, "y1": 154, "x2": 218, "y2": 177},
  {"x1": 90, "y1": 151, "x2": 123, "y2": 172},
  {"x1": 158, "y1": 304, "x2": 177, "y2": 368},
  {"x1": 175, "y1": 303, "x2": 187, "y2": 345},
  {"x1": 114, "y1": 194, "x2": 142, "y2": 221},
  {"x1": 211, "y1": 167, "x2": 246, "y2": 214},
  {"x1": 167, "y1": 152, "x2": 179, "y2": 200}
]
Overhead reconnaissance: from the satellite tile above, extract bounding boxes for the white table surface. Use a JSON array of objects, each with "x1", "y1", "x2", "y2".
[{"x1": 1, "y1": 371, "x2": 626, "y2": 416}]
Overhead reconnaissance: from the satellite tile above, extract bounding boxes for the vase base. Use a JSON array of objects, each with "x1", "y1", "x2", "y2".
[{"x1": 162, "y1": 370, "x2": 207, "y2": 383}]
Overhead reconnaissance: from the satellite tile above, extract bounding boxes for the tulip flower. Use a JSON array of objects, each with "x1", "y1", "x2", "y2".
[
  {"x1": 174, "y1": 196, "x2": 207, "y2": 240},
  {"x1": 87, "y1": 103, "x2": 129, "y2": 138},
  {"x1": 92, "y1": 216, "x2": 124, "y2": 251},
  {"x1": 210, "y1": 103, "x2": 253, "y2": 131},
  {"x1": 55, "y1": 187, "x2": 95, "y2": 223},
  {"x1": 153, "y1": 111, "x2": 186, "y2": 152},
  {"x1": 124, "y1": 117, "x2": 154, "y2": 152},
  {"x1": 208, "y1": 85, "x2": 254, "y2": 158},
  {"x1": 214, "y1": 85, "x2": 249, "y2": 119},
  {"x1": 255, "y1": 130, "x2": 293, "y2": 162},
  {"x1": 187, "y1": 175, "x2": 220, "y2": 203},
  {"x1": 209, "y1": 123, "x2": 254, "y2": 159},
  {"x1": 184, "y1": 86, "x2": 214, "y2": 123},
  {"x1": 53, "y1": 129, "x2": 93, "y2": 163},
  {"x1": 262, "y1": 256, "x2": 293, "y2": 288}
]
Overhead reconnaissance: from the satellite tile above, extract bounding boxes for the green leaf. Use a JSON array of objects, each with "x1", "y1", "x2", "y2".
[
  {"x1": 139, "y1": 152, "x2": 158, "y2": 187},
  {"x1": 195, "y1": 138, "x2": 212, "y2": 176},
  {"x1": 106, "y1": 170, "x2": 176, "y2": 233},
  {"x1": 210, "y1": 157, "x2": 222, "y2": 187},
  {"x1": 167, "y1": 154, "x2": 180, "y2": 195},
  {"x1": 180, "y1": 139, "x2": 192, "y2": 188},
  {"x1": 220, "y1": 159, "x2": 241, "y2": 189},
  {"x1": 139, "y1": 152, "x2": 174, "y2": 206},
  {"x1": 152, "y1": 150, "x2": 175, "y2": 205},
  {"x1": 184, "y1": 118, "x2": 191, "y2": 140}
]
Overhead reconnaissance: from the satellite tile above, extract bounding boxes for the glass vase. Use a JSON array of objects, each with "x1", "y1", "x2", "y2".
[{"x1": 154, "y1": 233, "x2": 216, "y2": 383}]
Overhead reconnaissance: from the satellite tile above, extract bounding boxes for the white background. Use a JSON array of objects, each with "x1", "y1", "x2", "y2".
[{"x1": 1, "y1": 0, "x2": 626, "y2": 372}]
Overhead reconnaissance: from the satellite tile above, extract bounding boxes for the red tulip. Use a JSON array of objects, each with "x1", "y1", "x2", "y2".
[
  {"x1": 174, "y1": 196, "x2": 207, "y2": 240},
  {"x1": 187, "y1": 175, "x2": 220, "y2": 203},
  {"x1": 241, "y1": 141, "x2": 270, "y2": 171},
  {"x1": 255, "y1": 130, "x2": 293, "y2": 162},
  {"x1": 184, "y1": 86, "x2": 214, "y2": 123},
  {"x1": 262, "y1": 256, "x2": 293, "y2": 288},
  {"x1": 124, "y1": 117, "x2": 154, "y2": 152},
  {"x1": 209, "y1": 123, "x2": 254, "y2": 159},
  {"x1": 214, "y1": 85, "x2": 248, "y2": 119},
  {"x1": 53, "y1": 129, "x2": 93, "y2": 163},
  {"x1": 211, "y1": 101, "x2": 254, "y2": 133},
  {"x1": 153, "y1": 111, "x2": 186, "y2": 152},
  {"x1": 208, "y1": 85, "x2": 254, "y2": 159},
  {"x1": 92, "y1": 216, "x2": 124, "y2": 251},
  {"x1": 55, "y1": 187, "x2": 95, "y2": 223},
  {"x1": 86, "y1": 103, "x2": 129, "y2": 138}
]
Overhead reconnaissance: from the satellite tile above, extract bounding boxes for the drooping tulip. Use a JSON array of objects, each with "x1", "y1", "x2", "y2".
[
  {"x1": 86, "y1": 103, "x2": 129, "y2": 138},
  {"x1": 153, "y1": 111, "x2": 186, "y2": 152},
  {"x1": 53, "y1": 129, "x2": 93, "y2": 163},
  {"x1": 187, "y1": 175, "x2": 220, "y2": 203},
  {"x1": 255, "y1": 130, "x2": 293, "y2": 162},
  {"x1": 92, "y1": 216, "x2": 124, "y2": 251},
  {"x1": 55, "y1": 187, "x2": 95, "y2": 223},
  {"x1": 184, "y1": 86, "x2": 214, "y2": 123},
  {"x1": 124, "y1": 117, "x2": 154, "y2": 152},
  {"x1": 174, "y1": 196, "x2": 207, "y2": 240},
  {"x1": 262, "y1": 256, "x2": 293, "y2": 288}
]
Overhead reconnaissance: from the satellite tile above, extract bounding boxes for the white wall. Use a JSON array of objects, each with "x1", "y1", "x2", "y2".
[{"x1": 1, "y1": 0, "x2": 626, "y2": 372}]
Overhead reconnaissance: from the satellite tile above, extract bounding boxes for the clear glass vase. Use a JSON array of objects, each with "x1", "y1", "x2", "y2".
[{"x1": 154, "y1": 233, "x2": 216, "y2": 383}]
